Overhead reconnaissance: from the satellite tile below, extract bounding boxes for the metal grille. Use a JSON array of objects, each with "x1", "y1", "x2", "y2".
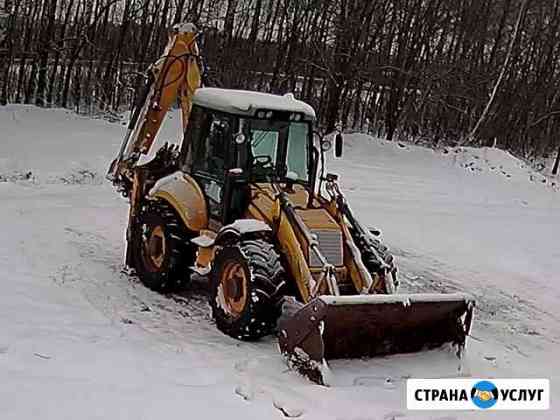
[{"x1": 309, "y1": 229, "x2": 344, "y2": 267}]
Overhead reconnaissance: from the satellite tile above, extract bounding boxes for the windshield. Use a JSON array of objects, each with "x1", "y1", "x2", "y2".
[{"x1": 244, "y1": 119, "x2": 310, "y2": 182}]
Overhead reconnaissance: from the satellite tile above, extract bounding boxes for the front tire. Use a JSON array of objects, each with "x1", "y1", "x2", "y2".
[
  {"x1": 210, "y1": 239, "x2": 287, "y2": 340},
  {"x1": 130, "y1": 199, "x2": 194, "y2": 291}
]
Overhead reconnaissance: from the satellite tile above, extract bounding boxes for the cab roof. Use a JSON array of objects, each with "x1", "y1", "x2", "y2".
[{"x1": 192, "y1": 87, "x2": 316, "y2": 121}]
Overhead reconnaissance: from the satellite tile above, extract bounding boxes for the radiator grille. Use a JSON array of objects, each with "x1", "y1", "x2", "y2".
[{"x1": 309, "y1": 229, "x2": 344, "y2": 267}]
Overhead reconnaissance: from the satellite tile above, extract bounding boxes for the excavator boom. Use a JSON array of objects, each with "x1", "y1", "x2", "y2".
[{"x1": 107, "y1": 22, "x2": 201, "y2": 185}]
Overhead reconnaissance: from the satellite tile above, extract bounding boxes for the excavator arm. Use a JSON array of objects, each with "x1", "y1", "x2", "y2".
[
  {"x1": 107, "y1": 22, "x2": 202, "y2": 189},
  {"x1": 106, "y1": 22, "x2": 202, "y2": 270}
]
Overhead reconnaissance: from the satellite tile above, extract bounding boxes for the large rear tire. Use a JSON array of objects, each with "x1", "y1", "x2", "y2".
[
  {"x1": 210, "y1": 239, "x2": 287, "y2": 340},
  {"x1": 131, "y1": 199, "x2": 194, "y2": 292}
]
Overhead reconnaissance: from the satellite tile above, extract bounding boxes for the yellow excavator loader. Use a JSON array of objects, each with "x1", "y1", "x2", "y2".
[{"x1": 107, "y1": 23, "x2": 474, "y2": 385}]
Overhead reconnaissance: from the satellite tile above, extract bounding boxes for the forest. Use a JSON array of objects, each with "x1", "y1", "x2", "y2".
[{"x1": 0, "y1": 0, "x2": 559, "y2": 168}]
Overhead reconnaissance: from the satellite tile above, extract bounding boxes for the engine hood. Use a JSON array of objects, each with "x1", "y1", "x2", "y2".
[
  {"x1": 246, "y1": 183, "x2": 338, "y2": 229},
  {"x1": 245, "y1": 183, "x2": 343, "y2": 267}
]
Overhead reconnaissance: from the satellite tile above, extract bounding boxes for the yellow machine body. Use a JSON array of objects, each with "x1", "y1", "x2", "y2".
[{"x1": 108, "y1": 22, "x2": 475, "y2": 386}]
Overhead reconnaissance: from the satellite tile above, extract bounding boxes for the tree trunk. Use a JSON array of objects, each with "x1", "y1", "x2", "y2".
[
  {"x1": 224, "y1": 0, "x2": 238, "y2": 45},
  {"x1": 36, "y1": 0, "x2": 57, "y2": 107},
  {"x1": 468, "y1": 0, "x2": 529, "y2": 142},
  {"x1": 248, "y1": 0, "x2": 263, "y2": 46},
  {"x1": 553, "y1": 143, "x2": 560, "y2": 176}
]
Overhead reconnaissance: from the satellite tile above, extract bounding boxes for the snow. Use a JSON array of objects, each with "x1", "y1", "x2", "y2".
[
  {"x1": 320, "y1": 292, "x2": 473, "y2": 306},
  {"x1": 1, "y1": 105, "x2": 560, "y2": 419},
  {"x1": 191, "y1": 234, "x2": 216, "y2": 248},
  {"x1": 225, "y1": 218, "x2": 272, "y2": 234},
  {"x1": 173, "y1": 22, "x2": 198, "y2": 33},
  {"x1": 193, "y1": 87, "x2": 316, "y2": 120},
  {"x1": 148, "y1": 170, "x2": 184, "y2": 196},
  {"x1": 447, "y1": 145, "x2": 556, "y2": 187}
]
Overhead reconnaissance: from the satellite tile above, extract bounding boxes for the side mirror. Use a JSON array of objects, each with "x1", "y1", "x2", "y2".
[{"x1": 334, "y1": 132, "x2": 343, "y2": 158}]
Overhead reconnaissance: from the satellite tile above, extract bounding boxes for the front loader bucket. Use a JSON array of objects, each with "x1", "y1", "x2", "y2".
[{"x1": 277, "y1": 293, "x2": 475, "y2": 385}]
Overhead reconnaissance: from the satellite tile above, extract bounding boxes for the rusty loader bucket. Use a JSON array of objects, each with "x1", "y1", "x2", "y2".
[{"x1": 278, "y1": 293, "x2": 475, "y2": 385}]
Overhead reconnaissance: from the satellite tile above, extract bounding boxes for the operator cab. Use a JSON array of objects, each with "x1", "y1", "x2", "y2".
[{"x1": 181, "y1": 88, "x2": 317, "y2": 223}]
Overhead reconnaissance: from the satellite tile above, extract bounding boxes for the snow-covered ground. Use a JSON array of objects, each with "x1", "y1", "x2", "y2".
[{"x1": 1, "y1": 105, "x2": 558, "y2": 419}]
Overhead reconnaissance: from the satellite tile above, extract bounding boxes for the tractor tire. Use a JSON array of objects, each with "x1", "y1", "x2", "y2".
[
  {"x1": 210, "y1": 239, "x2": 287, "y2": 341},
  {"x1": 131, "y1": 199, "x2": 194, "y2": 292}
]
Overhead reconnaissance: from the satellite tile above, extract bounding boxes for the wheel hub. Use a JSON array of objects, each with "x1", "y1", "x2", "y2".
[
  {"x1": 220, "y1": 262, "x2": 247, "y2": 318},
  {"x1": 144, "y1": 225, "x2": 166, "y2": 270}
]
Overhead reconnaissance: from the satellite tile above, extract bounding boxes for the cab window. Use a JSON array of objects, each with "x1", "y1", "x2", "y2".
[
  {"x1": 251, "y1": 130, "x2": 279, "y2": 162},
  {"x1": 286, "y1": 122, "x2": 308, "y2": 179},
  {"x1": 191, "y1": 111, "x2": 232, "y2": 180},
  {"x1": 186, "y1": 107, "x2": 234, "y2": 220}
]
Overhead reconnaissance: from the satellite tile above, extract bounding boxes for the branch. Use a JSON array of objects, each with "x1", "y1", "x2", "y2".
[
  {"x1": 528, "y1": 110, "x2": 560, "y2": 128},
  {"x1": 466, "y1": 0, "x2": 530, "y2": 143}
]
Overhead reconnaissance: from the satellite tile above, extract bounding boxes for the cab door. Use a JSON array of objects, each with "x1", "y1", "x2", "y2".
[{"x1": 188, "y1": 109, "x2": 235, "y2": 226}]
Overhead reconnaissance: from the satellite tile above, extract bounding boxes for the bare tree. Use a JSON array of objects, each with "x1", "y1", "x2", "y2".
[
  {"x1": 0, "y1": 0, "x2": 558, "y2": 170},
  {"x1": 467, "y1": 0, "x2": 529, "y2": 143}
]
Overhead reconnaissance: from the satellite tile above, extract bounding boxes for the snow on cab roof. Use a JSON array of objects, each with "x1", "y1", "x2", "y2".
[{"x1": 192, "y1": 87, "x2": 316, "y2": 121}]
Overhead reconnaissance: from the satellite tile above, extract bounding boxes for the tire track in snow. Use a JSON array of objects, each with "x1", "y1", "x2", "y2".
[
  {"x1": 60, "y1": 225, "x2": 295, "y2": 382},
  {"x1": 61, "y1": 225, "x2": 423, "y2": 419},
  {"x1": 392, "y1": 245, "x2": 560, "y2": 350}
]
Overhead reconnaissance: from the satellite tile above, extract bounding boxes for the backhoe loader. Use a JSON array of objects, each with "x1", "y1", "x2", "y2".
[{"x1": 107, "y1": 22, "x2": 474, "y2": 385}]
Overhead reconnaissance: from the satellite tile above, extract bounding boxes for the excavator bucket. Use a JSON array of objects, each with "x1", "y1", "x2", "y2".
[{"x1": 278, "y1": 293, "x2": 475, "y2": 385}]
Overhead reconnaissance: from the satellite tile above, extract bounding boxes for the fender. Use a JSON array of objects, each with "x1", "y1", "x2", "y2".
[
  {"x1": 148, "y1": 171, "x2": 208, "y2": 232},
  {"x1": 214, "y1": 219, "x2": 272, "y2": 246}
]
